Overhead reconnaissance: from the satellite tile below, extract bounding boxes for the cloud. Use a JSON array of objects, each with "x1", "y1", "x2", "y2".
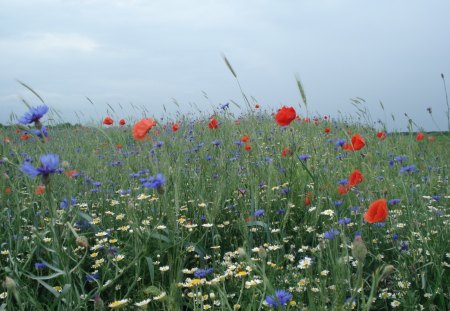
[{"x1": 0, "y1": 32, "x2": 99, "y2": 53}]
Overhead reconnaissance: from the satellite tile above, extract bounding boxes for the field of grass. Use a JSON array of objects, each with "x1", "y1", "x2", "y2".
[{"x1": 0, "y1": 100, "x2": 449, "y2": 310}]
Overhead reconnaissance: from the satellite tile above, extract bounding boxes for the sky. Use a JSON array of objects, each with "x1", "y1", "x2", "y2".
[{"x1": 1, "y1": 0, "x2": 449, "y2": 131}]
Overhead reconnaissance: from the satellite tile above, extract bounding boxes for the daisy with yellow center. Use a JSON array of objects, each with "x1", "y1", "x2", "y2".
[{"x1": 108, "y1": 299, "x2": 129, "y2": 309}]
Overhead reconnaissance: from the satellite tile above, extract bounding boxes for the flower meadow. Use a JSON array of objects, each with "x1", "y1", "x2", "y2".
[{"x1": 0, "y1": 98, "x2": 449, "y2": 310}]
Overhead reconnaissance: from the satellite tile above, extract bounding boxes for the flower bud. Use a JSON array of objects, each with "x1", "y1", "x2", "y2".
[
  {"x1": 258, "y1": 247, "x2": 267, "y2": 260},
  {"x1": 94, "y1": 295, "x2": 104, "y2": 310},
  {"x1": 76, "y1": 236, "x2": 89, "y2": 248},
  {"x1": 351, "y1": 235, "x2": 367, "y2": 263},
  {"x1": 3, "y1": 276, "x2": 16, "y2": 291},
  {"x1": 381, "y1": 264, "x2": 395, "y2": 280}
]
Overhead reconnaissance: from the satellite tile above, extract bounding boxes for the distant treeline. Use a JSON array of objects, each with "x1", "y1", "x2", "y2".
[{"x1": 0, "y1": 122, "x2": 82, "y2": 129}]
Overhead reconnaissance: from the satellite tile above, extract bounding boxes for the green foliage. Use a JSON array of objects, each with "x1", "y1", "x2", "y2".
[{"x1": 0, "y1": 112, "x2": 449, "y2": 310}]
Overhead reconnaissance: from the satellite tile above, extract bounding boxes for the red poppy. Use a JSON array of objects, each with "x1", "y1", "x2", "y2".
[
  {"x1": 364, "y1": 199, "x2": 388, "y2": 223},
  {"x1": 119, "y1": 119, "x2": 126, "y2": 126},
  {"x1": 281, "y1": 147, "x2": 293, "y2": 157},
  {"x1": 376, "y1": 131, "x2": 386, "y2": 140},
  {"x1": 20, "y1": 133, "x2": 29, "y2": 140},
  {"x1": 241, "y1": 134, "x2": 250, "y2": 143},
  {"x1": 5, "y1": 187, "x2": 11, "y2": 195},
  {"x1": 305, "y1": 192, "x2": 313, "y2": 206},
  {"x1": 428, "y1": 136, "x2": 435, "y2": 142},
  {"x1": 416, "y1": 132, "x2": 425, "y2": 141},
  {"x1": 103, "y1": 117, "x2": 114, "y2": 125},
  {"x1": 348, "y1": 169, "x2": 364, "y2": 187},
  {"x1": 324, "y1": 127, "x2": 331, "y2": 133},
  {"x1": 255, "y1": 104, "x2": 260, "y2": 109},
  {"x1": 132, "y1": 118, "x2": 157, "y2": 140},
  {"x1": 66, "y1": 170, "x2": 78, "y2": 178},
  {"x1": 338, "y1": 185, "x2": 348, "y2": 195},
  {"x1": 116, "y1": 144, "x2": 122, "y2": 150},
  {"x1": 208, "y1": 118, "x2": 218, "y2": 129},
  {"x1": 342, "y1": 134, "x2": 365, "y2": 151},
  {"x1": 35, "y1": 184, "x2": 45, "y2": 195},
  {"x1": 275, "y1": 106, "x2": 296, "y2": 126},
  {"x1": 244, "y1": 144, "x2": 252, "y2": 151},
  {"x1": 172, "y1": 123, "x2": 179, "y2": 132}
]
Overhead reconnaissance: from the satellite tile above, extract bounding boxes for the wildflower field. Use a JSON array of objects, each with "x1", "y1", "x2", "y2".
[{"x1": 0, "y1": 93, "x2": 449, "y2": 310}]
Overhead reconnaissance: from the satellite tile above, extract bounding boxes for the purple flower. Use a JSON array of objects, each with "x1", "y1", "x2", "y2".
[
  {"x1": 324, "y1": 228, "x2": 340, "y2": 240},
  {"x1": 194, "y1": 267, "x2": 214, "y2": 278},
  {"x1": 154, "y1": 141, "x2": 164, "y2": 148},
  {"x1": 265, "y1": 289, "x2": 292, "y2": 307},
  {"x1": 336, "y1": 139, "x2": 346, "y2": 147},
  {"x1": 35, "y1": 262, "x2": 47, "y2": 269},
  {"x1": 337, "y1": 179, "x2": 348, "y2": 186},
  {"x1": 20, "y1": 154, "x2": 60, "y2": 178},
  {"x1": 142, "y1": 173, "x2": 166, "y2": 189},
  {"x1": 254, "y1": 209, "x2": 265, "y2": 217},
  {"x1": 32, "y1": 126, "x2": 48, "y2": 138},
  {"x1": 338, "y1": 217, "x2": 351, "y2": 225},
  {"x1": 388, "y1": 198, "x2": 401, "y2": 205},
  {"x1": 298, "y1": 154, "x2": 311, "y2": 161},
  {"x1": 399, "y1": 165, "x2": 416, "y2": 173},
  {"x1": 19, "y1": 105, "x2": 49, "y2": 125}
]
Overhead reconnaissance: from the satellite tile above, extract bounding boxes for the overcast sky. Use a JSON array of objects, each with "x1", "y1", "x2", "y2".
[{"x1": 1, "y1": 0, "x2": 449, "y2": 131}]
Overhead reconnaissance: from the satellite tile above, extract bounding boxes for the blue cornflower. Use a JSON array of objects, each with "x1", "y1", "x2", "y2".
[
  {"x1": 334, "y1": 200, "x2": 343, "y2": 207},
  {"x1": 388, "y1": 198, "x2": 401, "y2": 205},
  {"x1": 336, "y1": 153, "x2": 345, "y2": 160},
  {"x1": 338, "y1": 217, "x2": 351, "y2": 225},
  {"x1": 32, "y1": 126, "x2": 48, "y2": 138},
  {"x1": 35, "y1": 262, "x2": 47, "y2": 269},
  {"x1": 335, "y1": 139, "x2": 346, "y2": 147},
  {"x1": 220, "y1": 102, "x2": 229, "y2": 110},
  {"x1": 60, "y1": 198, "x2": 68, "y2": 209},
  {"x1": 194, "y1": 267, "x2": 214, "y2": 278},
  {"x1": 324, "y1": 228, "x2": 340, "y2": 240},
  {"x1": 19, "y1": 105, "x2": 49, "y2": 125},
  {"x1": 298, "y1": 154, "x2": 311, "y2": 161},
  {"x1": 142, "y1": 173, "x2": 166, "y2": 189},
  {"x1": 154, "y1": 141, "x2": 164, "y2": 148},
  {"x1": 392, "y1": 234, "x2": 398, "y2": 241},
  {"x1": 205, "y1": 155, "x2": 212, "y2": 161},
  {"x1": 276, "y1": 209, "x2": 285, "y2": 215},
  {"x1": 20, "y1": 154, "x2": 60, "y2": 178},
  {"x1": 350, "y1": 206, "x2": 361, "y2": 214},
  {"x1": 394, "y1": 156, "x2": 407, "y2": 163},
  {"x1": 399, "y1": 165, "x2": 416, "y2": 173},
  {"x1": 337, "y1": 179, "x2": 348, "y2": 186},
  {"x1": 265, "y1": 289, "x2": 292, "y2": 307},
  {"x1": 400, "y1": 241, "x2": 409, "y2": 251},
  {"x1": 254, "y1": 209, "x2": 265, "y2": 217},
  {"x1": 432, "y1": 195, "x2": 441, "y2": 201}
]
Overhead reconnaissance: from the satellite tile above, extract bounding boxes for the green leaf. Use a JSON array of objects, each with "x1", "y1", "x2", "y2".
[
  {"x1": 145, "y1": 257, "x2": 154, "y2": 284},
  {"x1": 149, "y1": 232, "x2": 170, "y2": 243}
]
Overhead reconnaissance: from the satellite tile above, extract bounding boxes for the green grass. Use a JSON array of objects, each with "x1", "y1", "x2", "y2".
[{"x1": 0, "y1": 110, "x2": 449, "y2": 310}]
